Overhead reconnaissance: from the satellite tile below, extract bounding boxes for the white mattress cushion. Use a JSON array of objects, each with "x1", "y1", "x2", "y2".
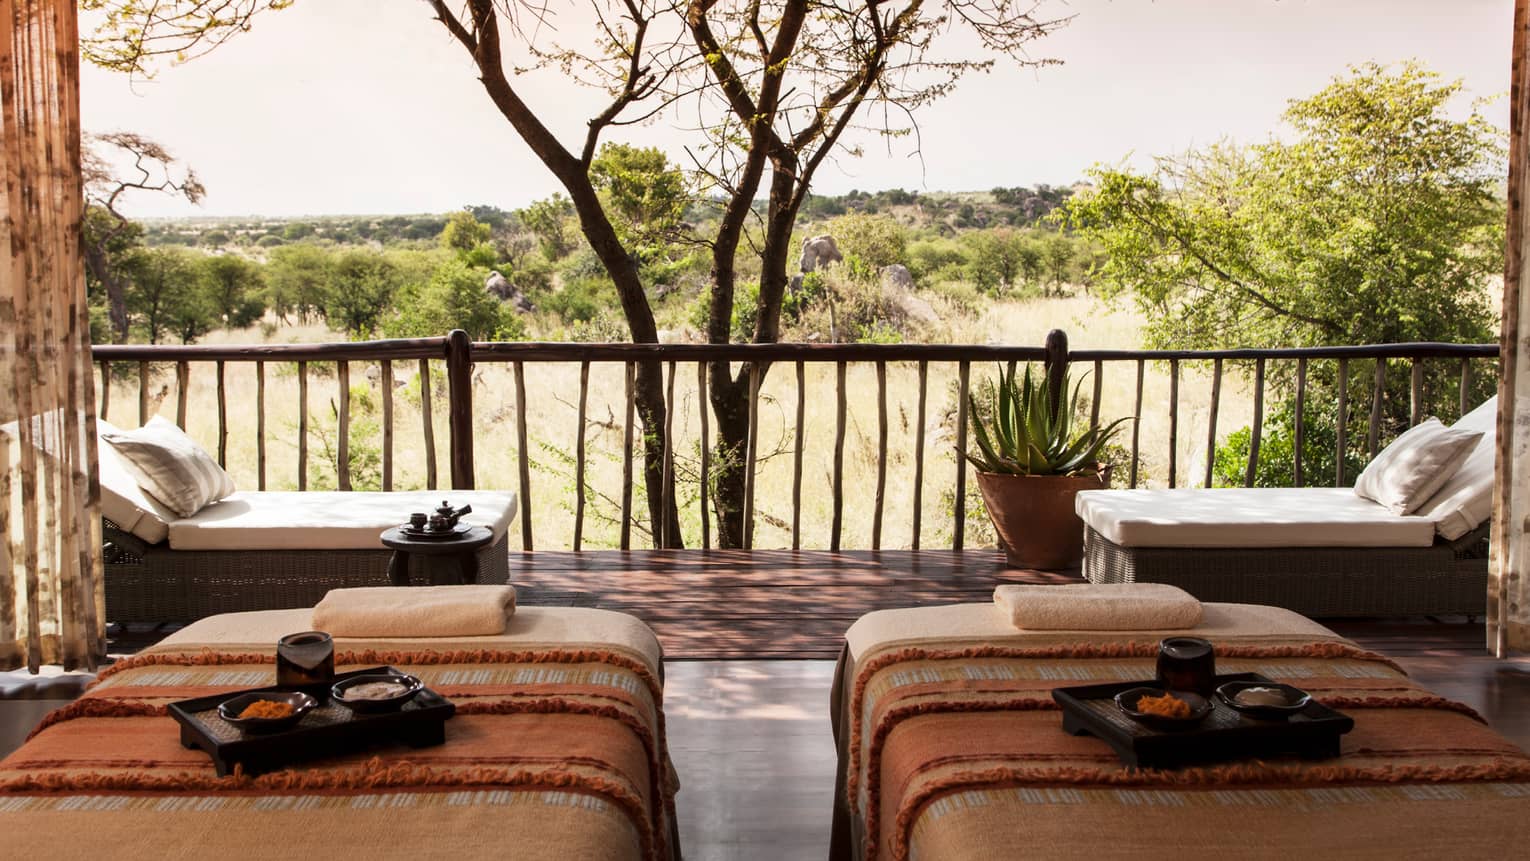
[
  {"x1": 1415, "y1": 396, "x2": 1498, "y2": 540},
  {"x1": 166, "y1": 490, "x2": 518, "y2": 551},
  {"x1": 96, "y1": 420, "x2": 175, "y2": 545},
  {"x1": 1075, "y1": 487, "x2": 1438, "y2": 549}
]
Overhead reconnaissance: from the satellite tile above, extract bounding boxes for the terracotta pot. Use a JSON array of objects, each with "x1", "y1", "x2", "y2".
[{"x1": 975, "y1": 468, "x2": 1109, "y2": 570}]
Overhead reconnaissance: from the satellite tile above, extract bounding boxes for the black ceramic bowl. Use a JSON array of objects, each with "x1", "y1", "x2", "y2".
[
  {"x1": 331, "y1": 672, "x2": 425, "y2": 713},
  {"x1": 217, "y1": 691, "x2": 317, "y2": 733},
  {"x1": 1216, "y1": 681, "x2": 1312, "y2": 720},
  {"x1": 1114, "y1": 687, "x2": 1212, "y2": 731}
]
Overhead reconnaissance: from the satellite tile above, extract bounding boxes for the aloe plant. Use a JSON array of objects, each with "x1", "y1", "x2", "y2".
[{"x1": 967, "y1": 363, "x2": 1130, "y2": 477}]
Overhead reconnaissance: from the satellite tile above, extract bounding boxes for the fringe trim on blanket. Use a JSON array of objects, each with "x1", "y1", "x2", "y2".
[
  {"x1": 25, "y1": 699, "x2": 165, "y2": 740},
  {"x1": 846, "y1": 641, "x2": 1404, "y2": 807},
  {"x1": 91, "y1": 648, "x2": 663, "y2": 702},
  {"x1": 0, "y1": 757, "x2": 658, "y2": 861},
  {"x1": 880, "y1": 758, "x2": 1530, "y2": 861}
]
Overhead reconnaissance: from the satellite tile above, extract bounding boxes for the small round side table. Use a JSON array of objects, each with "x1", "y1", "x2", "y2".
[{"x1": 380, "y1": 525, "x2": 494, "y2": 587}]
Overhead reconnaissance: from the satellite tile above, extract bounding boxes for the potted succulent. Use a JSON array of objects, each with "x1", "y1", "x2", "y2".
[{"x1": 967, "y1": 363, "x2": 1129, "y2": 569}]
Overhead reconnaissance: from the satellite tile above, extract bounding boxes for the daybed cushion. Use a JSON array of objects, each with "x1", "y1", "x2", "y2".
[
  {"x1": 1074, "y1": 487, "x2": 1437, "y2": 549},
  {"x1": 100, "y1": 415, "x2": 235, "y2": 516},
  {"x1": 165, "y1": 489, "x2": 518, "y2": 551},
  {"x1": 1352, "y1": 417, "x2": 1482, "y2": 515},
  {"x1": 96, "y1": 420, "x2": 176, "y2": 544},
  {"x1": 1416, "y1": 395, "x2": 1498, "y2": 540}
]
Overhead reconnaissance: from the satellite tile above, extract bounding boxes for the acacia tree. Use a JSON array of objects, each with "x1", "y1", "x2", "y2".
[
  {"x1": 87, "y1": 0, "x2": 1068, "y2": 547},
  {"x1": 82, "y1": 132, "x2": 205, "y2": 341}
]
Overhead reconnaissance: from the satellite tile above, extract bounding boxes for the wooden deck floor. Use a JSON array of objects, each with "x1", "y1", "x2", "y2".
[{"x1": 511, "y1": 549, "x2": 1074, "y2": 659}]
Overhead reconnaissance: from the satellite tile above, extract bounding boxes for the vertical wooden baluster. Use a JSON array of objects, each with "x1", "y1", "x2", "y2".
[
  {"x1": 1293, "y1": 358, "x2": 1307, "y2": 488},
  {"x1": 380, "y1": 360, "x2": 393, "y2": 492},
  {"x1": 215, "y1": 360, "x2": 227, "y2": 467},
  {"x1": 1128, "y1": 359, "x2": 1145, "y2": 488},
  {"x1": 175, "y1": 361, "x2": 188, "y2": 429},
  {"x1": 662, "y1": 361, "x2": 676, "y2": 550},
  {"x1": 744, "y1": 362, "x2": 761, "y2": 550},
  {"x1": 1335, "y1": 358, "x2": 1349, "y2": 487},
  {"x1": 872, "y1": 362, "x2": 888, "y2": 551},
  {"x1": 137, "y1": 361, "x2": 149, "y2": 425},
  {"x1": 831, "y1": 361, "x2": 848, "y2": 552},
  {"x1": 1244, "y1": 358, "x2": 1266, "y2": 488},
  {"x1": 1368, "y1": 359, "x2": 1385, "y2": 458},
  {"x1": 1460, "y1": 358, "x2": 1472, "y2": 419},
  {"x1": 698, "y1": 361, "x2": 711, "y2": 551},
  {"x1": 514, "y1": 361, "x2": 533, "y2": 551},
  {"x1": 98, "y1": 361, "x2": 110, "y2": 421},
  {"x1": 336, "y1": 360, "x2": 350, "y2": 491},
  {"x1": 620, "y1": 362, "x2": 635, "y2": 550},
  {"x1": 1410, "y1": 359, "x2": 1424, "y2": 427},
  {"x1": 1167, "y1": 359, "x2": 1180, "y2": 489},
  {"x1": 573, "y1": 361, "x2": 590, "y2": 551},
  {"x1": 419, "y1": 359, "x2": 437, "y2": 491},
  {"x1": 298, "y1": 361, "x2": 309, "y2": 491},
  {"x1": 954, "y1": 361, "x2": 971, "y2": 550},
  {"x1": 1090, "y1": 359, "x2": 1103, "y2": 430},
  {"x1": 792, "y1": 361, "x2": 805, "y2": 551},
  {"x1": 1204, "y1": 358, "x2": 1222, "y2": 488},
  {"x1": 256, "y1": 361, "x2": 267, "y2": 491},
  {"x1": 912, "y1": 361, "x2": 928, "y2": 551},
  {"x1": 445, "y1": 330, "x2": 475, "y2": 490}
]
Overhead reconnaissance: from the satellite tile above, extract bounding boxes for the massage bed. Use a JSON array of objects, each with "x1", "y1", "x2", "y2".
[
  {"x1": 0, "y1": 606, "x2": 679, "y2": 860},
  {"x1": 829, "y1": 600, "x2": 1530, "y2": 860}
]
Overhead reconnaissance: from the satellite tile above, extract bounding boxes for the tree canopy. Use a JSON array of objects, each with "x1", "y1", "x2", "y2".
[{"x1": 1063, "y1": 62, "x2": 1505, "y2": 352}]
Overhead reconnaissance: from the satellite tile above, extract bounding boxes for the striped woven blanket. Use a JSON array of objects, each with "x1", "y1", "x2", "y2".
[
  {"x1": 0, "y1": 607, "x2": 678, "y2": 860},
  {"x1": 830, "y1": 603, "x2": 1530, "y2": 861}
]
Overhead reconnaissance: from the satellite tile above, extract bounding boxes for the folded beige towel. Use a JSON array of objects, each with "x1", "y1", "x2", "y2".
[
  {"x1": 993, "y1": 583, "x2": 1202, "y2": 631},
  {"x1": 313, "y1": 585, "x2": 517, "y2": 638}
]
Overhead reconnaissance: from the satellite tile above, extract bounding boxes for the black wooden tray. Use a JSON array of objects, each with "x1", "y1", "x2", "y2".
[
  {"x1": 169, "y1": 666, "x2": 455, "y2": 777},
  {"x1": 1051, "y1": 672, "x2": 1354, "y2": 769}
]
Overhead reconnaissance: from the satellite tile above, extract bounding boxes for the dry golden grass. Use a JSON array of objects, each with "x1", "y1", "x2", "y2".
[{"x1": 100, "y1": 294, "x2": 1259, "y2": 551}]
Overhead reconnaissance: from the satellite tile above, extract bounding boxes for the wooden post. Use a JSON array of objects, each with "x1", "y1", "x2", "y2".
[
  {"x1": 256, "y1": 361, "x2": 267, "y2": 491},
  {"x1": 698, "y1": 361, "x2": 710, "y2": 551},
  {"x1": 215, "y1": 360, "x2": 227, "y2": 467},
  {"x1": 380, "y1": 360, "x2": 393, "y2": 492},
  {"x1": 336, "y1": 360, "x2": 351, "y2": 491},
  {"x1": 298, "y1": 360, "x2": 309, "y2": 491},
  {"x1": 419, "y1": 359, "x2": 437, "y2": 491},
  {"x1": 831, "y1": 361, "x2": 847, "y2": 552},
  {"x1": 137, "y1": 362, "x2": 149, "y2": 426},
  {"x1": 175, "y1": 361, "x2": 188, "y2": 429},
  {"x1": 1043, "y1": 329, "x2": 1069, "y2": 416},
  {"x1": 445, "y1": 330, "x2": 475, "y2": 489},
  {"x1": 574, "y1": 362, "x2": 590, "y2": 551},
  {"x1": 791, "y1": 361, "x2": 805, "y2": 551},
  {"x1": 1244, "y1": 358, "x2": 1266, "y2": 488},
  {"x1": 912, "y1": 361, "x2": 928, "y2": 551},
  {"x1": 954, "y1": 361, "x2": 971, "y2": 550},
  {"x1": 514, "y1": 361, "x2": 533, "y2": 551}
]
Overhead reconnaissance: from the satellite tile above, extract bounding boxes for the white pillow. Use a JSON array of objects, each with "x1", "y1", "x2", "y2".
[
  {"x1": 99, "y1": 416, "x2": 235, "y2": 518},
  {"x1": 1415, "y1": 396, "x2": 1498, "y2": 539},
  {"x1": 1353, "y1": 417, "x2": 1483, "y2": 515},
  {"x1": 96, "y1": 419, "x2": 177, "y2": 544}
]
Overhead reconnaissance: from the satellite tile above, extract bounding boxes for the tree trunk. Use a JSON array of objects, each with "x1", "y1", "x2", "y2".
[{"x1": 83, "y1": 241, "x2": 129, "y2": 342}]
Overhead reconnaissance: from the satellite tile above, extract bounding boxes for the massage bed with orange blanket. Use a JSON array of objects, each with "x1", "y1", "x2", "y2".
[
  {"x1": 829, "y1": 602, "x2": 1530, "y2": 860},
  {"x1": 0, "y1": 606, "x2": 679, "y2": 860}
]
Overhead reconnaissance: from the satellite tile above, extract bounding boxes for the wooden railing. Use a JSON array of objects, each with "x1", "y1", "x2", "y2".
[{"x1": 91, "y1": 332, "x2": 1499, "y2": 552}]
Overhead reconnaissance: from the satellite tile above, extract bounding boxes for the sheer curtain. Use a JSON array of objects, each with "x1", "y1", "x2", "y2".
[
  {"x1": 1493, "y1": 0, "x2": 1530, "y2": 658},
  {"x1": 0, "y1": 0, "x2": 104, "y2": 671}
]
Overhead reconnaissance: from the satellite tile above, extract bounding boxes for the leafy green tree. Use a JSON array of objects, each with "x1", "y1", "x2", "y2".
[
  {"x1": 827, "y1": 213, "x2": 908, "y2": 279},
  {"x1": 198, "y1": 254, "x2": 266, "y2": 329},
  {"x1": 282, "y1": 222, "x2": 315, "y2": 241},
  {"x1": 383, "y1": 260, "x2": 524, "y2": 341},
  {"x1": 589, "y1": 143, "x2": 688, "y2": 250},
  {"x1": 1065, "y1": 62, "x2": 1502, "y2": 352},
  {"x1": 520, "y1": 194, "x2": 577, "y2": 261},
  {"x1": 265, "y1": 244, "x2": 333, "y2": 323},
  {"x1": 439, "y1": 210, "x2": 492, "y2": 253},
  {"x1": 124, "y1": 247, "x2": 209, "y2": 344},
  {"x1": 1042, "y1": 234, "x2": 1074, "y2": 296},
  {"x1": 323, "y1": 251, "x2": 399, "y2": 338},
  {"x1": 961, "y1": 228, "x2": 1028, "y2": 293}
]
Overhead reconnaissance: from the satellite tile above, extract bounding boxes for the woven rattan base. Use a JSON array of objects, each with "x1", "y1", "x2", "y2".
[
  {"x1": 1081, "y1": 525, "x2": 1488, "y2": 617},
  {"x1": 103, "y1": 524, "x2": 512, "y2": 623}
]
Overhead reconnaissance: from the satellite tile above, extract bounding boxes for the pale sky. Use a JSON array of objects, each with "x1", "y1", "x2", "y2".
[{"x1": 80, "y1": 0, "x2": 1515, "y2": 218}]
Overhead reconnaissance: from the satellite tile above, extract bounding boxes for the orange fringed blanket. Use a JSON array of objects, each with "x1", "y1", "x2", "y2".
[
  {"x1": 0, "y1": 646, "x2": 677, "y2": 861},
  {"x1": 838, "y1": 636, "x2": 1530, "y2": 861}
]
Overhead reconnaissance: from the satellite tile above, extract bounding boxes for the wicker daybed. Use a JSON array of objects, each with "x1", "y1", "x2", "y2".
[
  {"x1": 98, "y1": 423, "x2": 517, "y2": 622},
  {"x1": 1074, "y1": 398, "x2": 1497, "y2": 617}
]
